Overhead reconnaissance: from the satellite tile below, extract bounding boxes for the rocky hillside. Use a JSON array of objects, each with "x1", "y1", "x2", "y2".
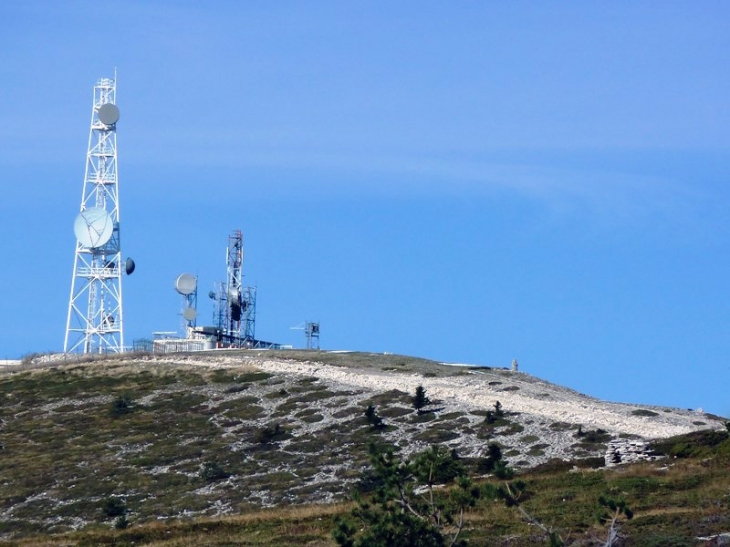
[{"x1": 0, "y1": 350, "x2": 724, "y2": 539}]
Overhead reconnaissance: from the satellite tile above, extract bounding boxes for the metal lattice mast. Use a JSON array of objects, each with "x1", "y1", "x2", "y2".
[
  {"x1": 305, "y1": 322, "x2": 320, "y2": 350},
  {"x1": 242, "y1": 286, "x2": 257, "y2": 342},
  {"x1": 225, "y1": 230, "x2": 244, "y2": 344},
  {"x1": 212, "y1": 280, "x2": 226, "y2": 334},
  {"x1": 64, "y1": 74, "x2": 124, "y2": 354}
]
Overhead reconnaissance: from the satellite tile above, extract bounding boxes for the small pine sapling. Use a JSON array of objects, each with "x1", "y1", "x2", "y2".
[
  {"x1": 485, "y1": 401, "x2": 505, "y2": 424},
  {"x1": 597, "y1": 495, "x2": 633, "y2": 546},
  {"x1": 494, "y1": 400, "x2": 504, "y2": 417},
  {"x1": 493, "y1": 459, "x2": 515, "y2": 480},
  {"x1": 364, "y1": 404, "x2": 386, "y2": 430},
  {"x1": 478, "y1": 442, "x2": 514, "y2": 478},
  {"x1": 412, "y1": 385, "x2": 430, "y2": 413}
]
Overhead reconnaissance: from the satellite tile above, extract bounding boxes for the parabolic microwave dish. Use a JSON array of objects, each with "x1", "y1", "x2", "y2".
[
  {"x1": 183, "y1": 307, "x2": 197, "y2": 321},
  {"x1": 97, "y1": 103, "x2": 120, "y2": 126},
  {"x1": 73, "y1": 207, "x2": 114, "y2": 249},
  {"x1": 175, "y1": 273, "x2": 197, "y2": 296}
]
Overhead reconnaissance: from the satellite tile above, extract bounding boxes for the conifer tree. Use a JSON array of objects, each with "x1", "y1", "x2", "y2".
[
  {"x1": 412, "y1": 385, "x2": 430, "y2": 413},
  {"x1": 364, "y1": 403, "x2": 385, "y2": 430},
  {"x1": 334, "y1": 444, "x2": 479, "y2": 547}
]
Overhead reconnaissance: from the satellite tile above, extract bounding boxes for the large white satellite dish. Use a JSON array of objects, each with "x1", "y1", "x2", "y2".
[
  {"x1": 97, "y1": 103, "x2": 119, "y2": 125},
  {"x1": 175, "y1": 273, "x2": 197, "y2": 296},
  {"x1": 73, "y1": 207, "x2": 114, "y2": 249}
]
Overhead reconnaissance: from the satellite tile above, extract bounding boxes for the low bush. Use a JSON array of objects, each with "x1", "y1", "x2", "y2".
[
  {"x1": 364, "y1": 404, "x2": 386, "y2": 430},
  {"x1": 575, "y1": 428, "x2": 611, "y2": 444},
  {"x1": 109, "y1": 395, "x2": 133, "y2": 418},
  {"x1": 631, "y1": 409, "x2": 659, "y2": 417},
  {"x1": 200, "y1": 461, "x2": 229, "y2": 482},
  {"x1": 101, "y1": 497, "x2": 126, "y2": 518},
  {"x1": 255, "y1": 423, "x2": 288, "y2": 444}
]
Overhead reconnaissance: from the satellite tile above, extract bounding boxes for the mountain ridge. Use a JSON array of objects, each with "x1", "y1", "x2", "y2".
[{"x1": 0, "y1": 349, "x2": 725, "y2": 540}]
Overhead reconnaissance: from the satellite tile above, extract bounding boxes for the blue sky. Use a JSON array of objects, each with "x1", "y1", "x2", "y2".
[{"x1": 1, "y1": 1, "x2": 729, "y2": 417}]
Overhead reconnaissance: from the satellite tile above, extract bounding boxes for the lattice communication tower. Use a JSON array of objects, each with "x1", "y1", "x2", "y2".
[
  {"x1": 242, "y1": 286, "x2": 257, "y2": 342},
  {"x1": 64, "y1": 74, "x2": 126, "y2": 354},
  {"x1": 305, "y1": 322, "x2": 320, "y2": 350},
  {"x1": 225, "y1": 230, "x2": 244, "y2": 342},
  {"x1": 209, "y1": 231, "x2": 258, "y2": 347}
]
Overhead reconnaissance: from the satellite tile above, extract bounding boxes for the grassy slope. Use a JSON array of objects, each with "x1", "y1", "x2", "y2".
[
  {"x1": 0, "y1": 352, "x2": 728, "y2": 546},
  {"x1": 3, "y1": 445, "x2": 730, "y2": 547}
]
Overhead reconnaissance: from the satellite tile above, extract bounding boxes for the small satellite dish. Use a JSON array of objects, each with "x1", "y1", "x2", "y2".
[
  {"x1": 183, "y1": 307, "x2": 197, "y2": 322},
  {"x1": 97, "y1": 103, "x2": 119, "y2": 125},
  {"x1": 125, "y1": 257, "x2": 136, "y2": 275},
  {"x1": 74, "y1": 207, "x2": 114, "y2": 248},
  {"x1": 208, "y1": 291, "x2": 216, "y2": 300},
  {"x1": 175, "y1": 273, "x2": 197, "y2": 295}
]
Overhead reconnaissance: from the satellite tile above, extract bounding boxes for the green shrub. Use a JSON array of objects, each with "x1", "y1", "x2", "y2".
[
  {"x1": 364, "y1": 404, "x2": 385, "y2": 430},
  {"x1": 109, "y1": 395, "x2": 133, "y2": 417},
  {"x1": 200, "y1": 461, "x2": 229, "y2": 482},
  {"x1": 576, "y1": 428, "x2": 611, "y2": 444},
  {"x1": 631, "y1": 409, "x2": 659, "y2": 417},
  {"x1": 255, "y1": 423, "x2": 287, "y2": 444},
  {"x1": 101, "y1": 497, "x2": 126, "y2": 518},
  {"x1": 494, "y1": 460, "x2": 515, "y2": 480},
  {"x1": 412, "y1": 445, "x2": 464, "y2": 485},
  {"x1": 651, "y1": 429, "x2": 730, "y2": 458},
  {"x1": 478, "y1": 443, "x2": 508, "y2": 474}
]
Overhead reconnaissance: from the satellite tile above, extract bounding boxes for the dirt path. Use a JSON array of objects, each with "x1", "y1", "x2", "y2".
[{"x1": 244, "y1": 358, "x2": 718, "y2": 439}]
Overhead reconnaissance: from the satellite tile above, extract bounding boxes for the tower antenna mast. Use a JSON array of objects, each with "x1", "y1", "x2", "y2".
[
  {"x1": 64, "y1": 74, "x2": 124, "y2": 354},
  {"x1": 225, "y1": 230, "x2": 244, "y2": 345}
]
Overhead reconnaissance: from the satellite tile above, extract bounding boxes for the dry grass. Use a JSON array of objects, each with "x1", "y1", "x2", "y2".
[
  {"x1": 2, "y1": 352, "x2": 728, "y2": 546},
  {"x1": 1, "y1": 450, "x2": 729, "y2": 546}
]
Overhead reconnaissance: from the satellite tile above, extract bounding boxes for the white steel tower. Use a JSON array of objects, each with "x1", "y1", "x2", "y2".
[{"x1": 64, "y1": 74, "x2": 125, "y2": 354}]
